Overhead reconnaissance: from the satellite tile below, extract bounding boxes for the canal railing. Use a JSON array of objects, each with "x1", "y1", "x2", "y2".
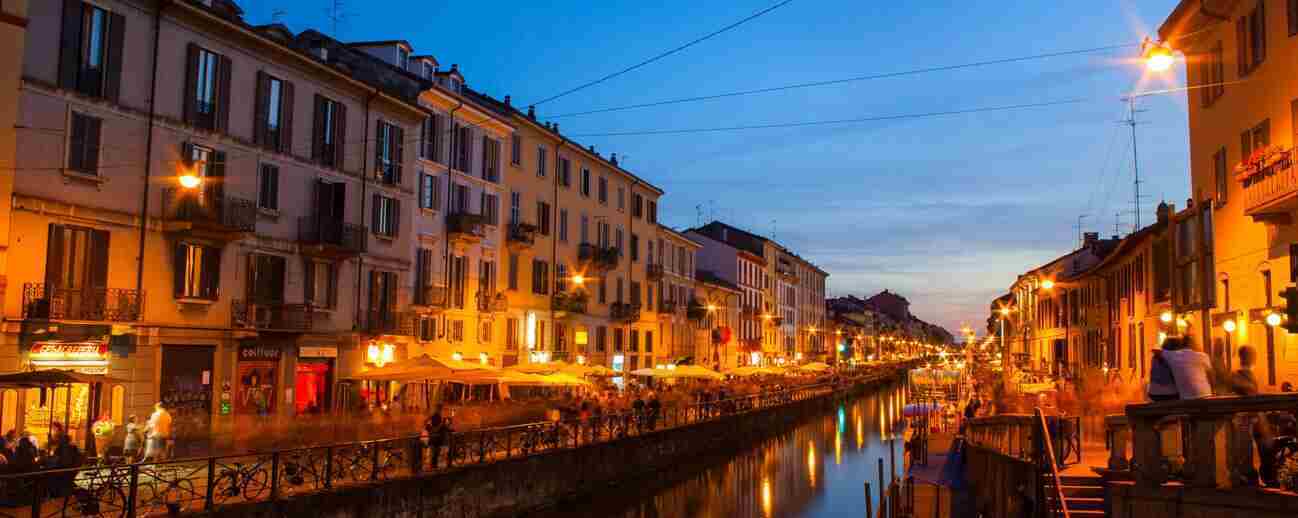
[
  {"x1": 0, "y1": 366, "x2": 909, "y2": 517},
  {"x1": 1104, "y1": 393, "x2": 1298, "y2": 490},
  {"x1": 964, "y1": 411, "x2": 1080, "y2": 518}
]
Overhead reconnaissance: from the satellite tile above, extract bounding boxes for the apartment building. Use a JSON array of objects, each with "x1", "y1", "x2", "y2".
[
  {"x1": 655, "y1": 225, "x2": 700, "y2": 363},
  {"x1": 694, "y1": 270, "x2": 742, "y2": 371},
  {"x1": 0, "y1": 0, "x2": 24, "y2": 324}
]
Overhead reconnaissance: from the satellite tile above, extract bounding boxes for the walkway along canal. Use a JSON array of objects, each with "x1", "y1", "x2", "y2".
[{"x1": 0, "y1": 361, "x2": 919, "y2": 518}]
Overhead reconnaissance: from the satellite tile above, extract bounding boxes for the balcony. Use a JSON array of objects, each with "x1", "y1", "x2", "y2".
[
  {"x1": 1241, "y1": 147, "x2": 1298, "y2": 222},
  {"x1": 658, "y1": 300, "x2": 678, "y2": 315},
  {"x1": 611, "y1": 302, "x2": 641, "y2": 323},
  {"x1": 776, "y1": 263, "x2": 799, "y2": 284},
  {"x1": 362, "y1": 308, "x2": 416, "y2": 336},
  {"x1": 577, "y1": 243, "x2": 619, "y2": 272},
  {"x1": 161, "y1": 188, "x2": 257, "y2": 240},
  {"x1": 448, "y1": 213, "x2": 487, "y2": 244},
  {"x1": 507, "y1": 223, "x2": 538, "y2": 250},
  {"x1": 412, "y1": 285, "x2": 449, "y2": 311},
  {"x1": 476, "y1": 291, "x2": 508, "y2": 313},
  {"x1": 687, "y1": 300, "x2": 708, "y2": 322},
  {"x1": 298, "y1": 217, "x2": 367, "y2": 257},
  {"x1": 646, "y1": 263, "x2": 665, "y2": 281},
  {"x1": 553, "y1": 292, "x2": 588, "y2": 316},
  {"x1": 22, "y1": 284, "x2": 144, "y2": 322},
  {"x1": 231, "y1": 300, "x2": 317, "y2": 331}
]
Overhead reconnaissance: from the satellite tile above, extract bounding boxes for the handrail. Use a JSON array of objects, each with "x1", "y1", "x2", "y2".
[{"x1": 1035, "y1": 407, "x2": 1070, "y2": 518}]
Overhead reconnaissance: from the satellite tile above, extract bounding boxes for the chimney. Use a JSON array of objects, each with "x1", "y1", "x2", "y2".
[
  {"x1": 450, "y1": 63, "x2": 459, "y2": 73},
  {"x1": 611, "y1": 153, "x2": 619, "y2": 166},
  {"x1": 527, "y1": 105, "x2": 536, "y2": 120},
  {"x1": 1082, "y1": 232, "x2": 1099, "y2": 247},
  {"x1": 504, "y1": 95, "x2": 511, "y2": 107},
  {"x1": 589, "y1": 145, "x2": 595, "y2": 153},
  {"x1": 553, "y1": 123, "x2": 559, "y2": 134},
  {"x1": 1157, "y1": 202, "x2": 1174, "y2": 224}
]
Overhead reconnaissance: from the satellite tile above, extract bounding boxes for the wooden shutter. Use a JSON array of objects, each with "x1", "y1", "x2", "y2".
[
  {"x1": 391, "y1": 198, "x2": 401, "y2": 236},
  {"x1": 326, "y1": 262, "x2": 338, "y2": 307},
  {"x1": 88, "y1": 229, "x2": 109, "y2": 289},
  {"x1": 303, "y1": 259, "x2": 315, "y2": 305},
  {"x1": 385, "y1": 272, "x2": 397, "y2": 313},
  {"x1": 58, "y1": 0, "x2": 84, "y2": 90},
  {"x1": 1237, "y1": 17, "x2": 1249, "y2": 76},
  {"x1": 68, "y1": 115, "x2": 86, "y2": 172},
  {"x1": 215, "y1": 54, "x2": 233, "y2": 132},
  {"x1": 311, "y1": 95, "x2": 325, "y2": 162},
  {"x1": 173, "y1": 243, "x2": 187, "y2": 297},
  {"x1": 368, "y1": 270, "x2": 380, "y2": 320},
  {"x1": 200, "y1": 246, "x2": 219, "y2": 299},
  {"x1": 84, "y1": 115, "x2": 101, "y2": 173},
  {"x1": 372, "y1": 193, "x2": 382, "y2": 234},
  {"x1": 392, "y1": 126, "x2": 404, "y2": 184},
  {"x1": 374, "y1": 120, "x2": 384, "y2": 179},
  {"x1": 1258, "y1": 1, "x2": 1267, "y2": 64},
  {"x1": 45, "y1": 225, "x2": 66, "y2": 288},
  {"x1": 279, "y1": 80, "x2": 294, "y2": 154},
  {"x1": 104, "y1": 12, "x2": 125, "y2": 102},
  {"x1": 183, "y1": 44, "x2": 200, "y2": 124},
  {"x1": 207, "y1": 150, "x2": 226, "y2": 202},
  {"x1": 253, "y1": 71, "x2": 269, "y2": 147},
  {"x1": 333, "y1": 102, "x2": 347, "y2": 169}
]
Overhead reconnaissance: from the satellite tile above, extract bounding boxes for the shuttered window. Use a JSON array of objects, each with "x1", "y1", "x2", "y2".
[
  {"x1": 312, "y1": 96, "x2": 346, "y2": 169},
  {"x1": 67, "y1": 112, "x2": 101, "y2": 175},
  {"x1": 58, "y1": 1, "x2": 125, "y2": 101},
  {"x1": 183, "y1": 44, "x2": 231, "y2": 131},
  {"x1": 372, "y1": 194, "x2": 400, "y2": 237},
  {"x1": 254, "y1": 72, "x2": 294, "y2": 153},
  {"x1": 258, "y1": 164, "x2": 279, "y2": 211},
  {"x1": 174, "y1": 242, "x2": 220, "y2": 300},
  {"x1": 303, "y1": 260, "x2": 337, "y2": 308},
  {"x1": 419, "y1": 173, "x2": 440, "y2": 210},
  {"x1": 247, "y1": 254, "x2": 286, "y2": 303},
  {"x1": 375, "y1": 120, "x2": 403, "y2": 185}
]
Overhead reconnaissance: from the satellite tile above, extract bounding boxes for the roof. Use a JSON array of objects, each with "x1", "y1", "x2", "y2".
[
  {"x1": 686, "y1": 221, "x2": 829, "y2": 275},
  {"x1": 658, "y1": 225, "x2": 703, "y2": 248},
  {"x1": 696, "y1": 270, "x2": 741, "y2": 293},
  {"x1": 347, "y1": 39, "x2": 414, "y2": 50},
  {"x1": 1089, "y1": 220, "x2": 1166, "y2": 273},
  {"x1": 462, "y1": 88, "x2": 666, "y2": 195}
]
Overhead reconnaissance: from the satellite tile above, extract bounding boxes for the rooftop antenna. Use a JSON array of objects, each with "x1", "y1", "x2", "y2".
[
  {"x1": 1114, "y1": 212, "x2": 1122, "y2": 237},
  {"x1": 695, "y1": 204, "x2": 703, "y2": 228},
  {"x1": 1075, "y1": 214, "x2": 1089, "y2": 248},
  {"x1": 1120, "y1": 96, "x2": 1149, "y2": 230},
  {"x1": 770, "y1": 219, "x2": 778, "y2": 242},
  {"x1": 325, "y1": 0, "x2": 350, "y2": 38}
]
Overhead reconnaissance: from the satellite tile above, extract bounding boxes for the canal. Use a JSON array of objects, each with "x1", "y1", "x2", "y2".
[{"x1": 538, "y1": 382, "x2": 909, "y2": 518}]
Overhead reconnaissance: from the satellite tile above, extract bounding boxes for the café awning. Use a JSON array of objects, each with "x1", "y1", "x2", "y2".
[{"x1": 0, "y1": 369, "x2": 125, "y2": 387}]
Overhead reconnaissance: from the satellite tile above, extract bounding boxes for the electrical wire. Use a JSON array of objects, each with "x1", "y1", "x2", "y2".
[
  {"x1": 549, "y1": 43, "x2": 1138, "y2": 119},
  {"x1": 527, "y1": 0, "x2": 795, "y2": 107},
  {"x1": 567, "y1": 98, "x2": 1094, "y2": 137}
]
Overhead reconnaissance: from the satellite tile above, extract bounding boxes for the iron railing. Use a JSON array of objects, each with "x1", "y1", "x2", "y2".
[
  {"x1": 447, "y1": 213, "x2": 486, "y2": 241},
  {"x1": 364, "y1": 309, "x2": 416, "y2": 336},
  {"x1": 297, "y1": 217, "x2": 367, "y2": 254},
  {"x1": 646, "y1": 263, "x2": 665, "y2": 280},
  {"x1": 0, "y1": 373, "x2": 913, "y2": 518},
  {"x1": 475, "y1": 292, "x2": 507, "y2": 313},
  {"x1": 577, "y1": 243, "x2": 618, "y2": 271},
  {"x1": 161, "y1": 188, "x2": 257, "y2": 234},
  {"x1": 610, "y1": 303, "x2": 641, "y2": 323},
  {"x1": 231, "y1": 300, "x2": 318, "y2": 331},
  {"x1": 21, "y1": 284, "x2": 144, "y2": 322},
  {"x1": 412, "y1": 285, "x2": 449, "y2": 308},
  {"x1": 552, "y1": 292, "x2": 588, "y2": 315},
  {"x1": 506, "y1": 223, "x2": 538, "y2": 248}
]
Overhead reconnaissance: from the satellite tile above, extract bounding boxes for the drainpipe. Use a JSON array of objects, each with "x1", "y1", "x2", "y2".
[
  {"x1": 442, "y1": 101, "x2": 462, "y2": 321},
  {"x1": 354, "y1": 91, "x2": 377, "y2": 328},
  {"x1": 135, "y1": 1, "x2": 166, "y2": 301}
]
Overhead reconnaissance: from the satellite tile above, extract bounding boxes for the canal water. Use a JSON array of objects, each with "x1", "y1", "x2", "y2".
[{"x1": 539, "y1": 383, "x2": 909, "y2": 518}]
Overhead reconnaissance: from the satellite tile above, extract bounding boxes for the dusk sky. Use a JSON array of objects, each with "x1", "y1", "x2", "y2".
[{"x1": 247, "y1": 0, "x2": 1189, "y2": 335}]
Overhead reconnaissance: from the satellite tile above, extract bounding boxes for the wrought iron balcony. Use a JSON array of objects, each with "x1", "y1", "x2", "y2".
[
  {"x1": 658, "y1": 300, "x2": 678, "y2": 315},
  {"x1": 363, "y1": 308, "x2": 416, "y2": 336},
  {"x1": 507, "y1": 223, "x2": 538, "y2": 250},
  {"x1": 448, "y1": 213, "x2": 487, "y2": 244},
  {"x1": 298, "y1": 217, "x2": 367, "y2": 256},
  {"x1": 578, "y1": 243, "x2": 619, "y2": 271},
  {"x1": 776, "y1": 262, "x2": 799, "y2": 284},
  {"x1": 553, "y1": 292, "x2": 588, "y2": 315},
  {"x1": 161, "y1": 188, "x2": 257, "y2": 239},
  {"x1": 687, "y1": 301, "x2": 708, "y2": 322},
  {"x1": 1241, "y1": 147, "x2": 1298, "y2": 222},
  {"x1": 646, "y1": 263, "x2": 665, "y2": 281},
  {"x1": 412, "y1": 285, "x2": 449, "y2": 309},
  {"x1": 231, "y1": 300, "x2": 317, "y2": 331},
  {"x1": 611, "y1": 302, "x2": 641, "y2": 323},
  {"x1": 476, "y1": 291, "x2": 508, "y2": 313},
  {"x1": 22, "y1": 284, "x2": 144, "y2": 322}
]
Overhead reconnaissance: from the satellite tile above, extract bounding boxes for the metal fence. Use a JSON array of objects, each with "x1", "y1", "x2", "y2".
[{"x1": 0, "y1": 376, "x2": 889, "y2": 518}]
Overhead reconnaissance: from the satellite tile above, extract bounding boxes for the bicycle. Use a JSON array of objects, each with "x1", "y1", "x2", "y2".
[
  {"x1": 62, "y1": 462, "x2": 130, "y2": 518},
  {"x1": 136, "y1": 465, "x2": 198, "y2": 517},
  {"x1": 211, "y1": 459, "x2": 270, "y2": 502}
]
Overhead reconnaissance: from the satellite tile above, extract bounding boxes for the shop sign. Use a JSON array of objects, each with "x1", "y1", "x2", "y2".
[
  {"x1": 30, "y1": 341, "x2": 110, "y2": 373},
  {"x1": 299, "y1": 346, "x2": 338, "y2": 358},
  {"x1": 239, "y1": 345, "x2": 282, "y2": 361}
]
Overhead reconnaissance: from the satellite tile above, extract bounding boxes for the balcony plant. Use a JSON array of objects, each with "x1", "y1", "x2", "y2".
[{"x1": 1234, "y1": 145, "x2": 1291, "y2": 181}]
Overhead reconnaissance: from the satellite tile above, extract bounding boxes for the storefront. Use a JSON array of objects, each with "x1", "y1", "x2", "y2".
[
  {"x1": 236, "y1": 344, "x2": 281, "y2": 415},
  {"x1": 295, "y1": 346, "x2": 335, "y2": 414},
  {"x1": 159, "y1": 345, "x2": 215, "y2": 454},
  {"x1": 24, "y1": 341, "x2": 112, "y2": 446}
]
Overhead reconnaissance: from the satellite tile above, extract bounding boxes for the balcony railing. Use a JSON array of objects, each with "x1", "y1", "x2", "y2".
[
  {"x1": 578, "y1": 243, "x2": 619, "y2": 271},
  {"x1": 658, "y1": 300, "x2": 678, "y2": 314},
  {"x1": 412, "y1": 285, "x2": 449, "y2": 309},
  {"x1": 22, "y1": 284, "x2": 144, "y2": 322},
  {"x1": 611, "y1": 303, "x2": 641, "y2": 323},
  {"x1": 507, "y1": 223, "x2": 538, "y2": 249},
  {"x1": 687, "y1": 301, "x2": 708, "y2": 322},
  {"x1": 363, "y1": 308, "x2": 416, "y2": 336},
  {"x1": 231, "y1": 300, "x2": 317, "y2": 331},
  {"x1": 1242, "y1": 149, "x2": 1298, "y2": 219},
  {"x1": 448, "y1": 213, "x2": 487, "y2": 243},
  {"x1": 476, "y1": 291, "x2": 508, "y2": 313},
  {"x1": 553, "y1": 292, "x2": 588, "y2": 315},
  {"x1": 161, "y1": 188, "x2": 257, "y2": 236},
  {"x1": 298, "y1": 217, "x2": 367, "y2": 255},
  {"x1": 646, "y1": 263, "x2": 665, "y2": 281}
]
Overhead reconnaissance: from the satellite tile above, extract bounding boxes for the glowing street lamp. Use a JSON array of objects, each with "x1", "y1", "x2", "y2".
[
  {"x1": 1159, "y1": 311, "x2": 1173, "y2": 324},
  {"x1": 1222, "y1": 319, "x2": 1237, "y2": 333},
  {"x1": 1040, "y1": 279, "x2": 1055, "y2": 290},
  {"x1": 570, "y1": 274, "x2": 586, "y2": 287},
  {"x1": 1266, "y1": 312, "x2": 1283, "y2": 327},
  {"x1": 1143, "y1": 39, "x2": 1175, "y2": 72}
]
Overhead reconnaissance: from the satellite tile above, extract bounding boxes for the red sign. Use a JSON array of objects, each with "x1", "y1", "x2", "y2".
[{"x1": 31, "y1": 341, "x2": 109, "y2": 359}]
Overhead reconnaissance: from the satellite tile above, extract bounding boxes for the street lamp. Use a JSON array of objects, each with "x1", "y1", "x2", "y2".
[
  {"x1": 1040, "y1": 279, "x2": 1054, "y2": 290},
  {"x1": 1142, "y1": 38, "x2": 1175, "y2": 72}
]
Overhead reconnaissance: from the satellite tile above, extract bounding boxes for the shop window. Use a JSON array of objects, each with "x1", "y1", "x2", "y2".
[{"x1": 110, "y1": 385, "x2": 125, "y2": 424}]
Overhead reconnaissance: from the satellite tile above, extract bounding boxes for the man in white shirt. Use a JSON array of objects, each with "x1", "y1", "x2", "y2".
[
  {"x1": 1161, "y1": 338, "x2": 1214, "y2": 399},
  {"x1": 145, "y1": 402, "x2": 173, "y2": 460}
]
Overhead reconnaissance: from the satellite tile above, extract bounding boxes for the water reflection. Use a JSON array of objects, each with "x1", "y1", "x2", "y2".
[{"x1": 539, "y1": 384, "x2": 908, "y2": 518}]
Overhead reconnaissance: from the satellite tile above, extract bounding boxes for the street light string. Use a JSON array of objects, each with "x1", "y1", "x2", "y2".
[
  {"x1": 548, "y1": 43, "x2": 1138, "y2": 119},
  {"x1": 527, "y1": 0, "x2": 796, "y2": 107}
]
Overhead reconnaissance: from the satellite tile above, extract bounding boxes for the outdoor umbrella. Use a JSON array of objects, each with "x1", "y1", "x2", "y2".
[
  {"x1": 798, "y1": 362, "x2": 831, "y2": 372},
  {"x1": 508, "y1": 361, "x2": 570, "y2": 374}
]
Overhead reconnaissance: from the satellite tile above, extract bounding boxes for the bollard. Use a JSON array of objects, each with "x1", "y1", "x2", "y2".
[
  {"x1": 865, "y1": 481, "x2": 873, "y2": 518},
  {"x1": 889, "y1": 438, "x2": 896, "y2": 484},
  {"x1": 877, "y1": 458, "x2": 885, "y2": 518}
]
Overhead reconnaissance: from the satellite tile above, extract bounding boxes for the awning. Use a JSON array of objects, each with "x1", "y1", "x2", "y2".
[{"x1": 0, "y1": 369, "x2": 125, "y2": 387}]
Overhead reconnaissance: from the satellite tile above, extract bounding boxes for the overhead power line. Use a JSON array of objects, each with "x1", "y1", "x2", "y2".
[
  {"x1": 528, "y1": 0, "x2": 795, "y2": 107},
  {"x1": 568, "y1": 98, "x2": 1093, "y2": 137},
  {"x1": 550, "y1": 43, "x2": 1138, "y2": 119}
]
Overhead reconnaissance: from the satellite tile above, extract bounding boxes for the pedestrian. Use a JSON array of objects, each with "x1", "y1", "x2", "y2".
[
  {"x1": 1227, "y1": 346, "x2": 1277, "y2": 486},
  {"x1": 123, "y1": 415, "x2": 144, "y2": 461},
  {"x1": 647, "y1": 392, "x2": 661, "y2": 430},
  {"x1": 632, "y1": 394, "x2": 646, "y2": 431},
  {"x1": 1147, "y1": 339, "x2": 1181, "y2": 401},
  {"x1": 423, "y1": 405, "x2": 449, "y2": 469},
  {"x1": 1161, "y1": 337, "x2": 1214, "y2": 400},
  {"x1": 144, "y1": 402, "x2": 172, "y2": 461}
]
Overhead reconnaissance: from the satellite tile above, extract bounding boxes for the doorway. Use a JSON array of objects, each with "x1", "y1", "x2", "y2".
[{"x1": 160, "y1": 345, "x2": 214, "y2": 457}]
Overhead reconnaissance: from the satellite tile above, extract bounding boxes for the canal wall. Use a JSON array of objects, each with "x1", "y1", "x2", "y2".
[
  {"x1": 962, "y1": 443, "x2": 1038, "y2": 518},
  {"x1": 202, "y1": 374, "x2": 903, "y2": 518}
]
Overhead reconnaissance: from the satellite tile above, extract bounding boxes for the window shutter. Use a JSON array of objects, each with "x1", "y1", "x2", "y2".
[
  {"x1": 279, "y1": 80, "x2": 294, "y2": 154},
  {"x1": 368, "y1": 270, "x2": 380, "y2": 316},
  {"x1": 104, "y1": 12, "x2": 126, "y2": 102},
  {"x1": 1237, "y1": 17, "x2": 1249, "y2": 76},
  {"x1": 385, "y1": 272, "x2": 398, "y2": 312},
  {"x1": 245, "y1": 254, "x2": 257, "y2": 302},
  {"x1": 173, "y1": 243, "x2": 187, "y2": 298},
  {"x1": 334, "y1": 102, "x2": 347, "y2": 169},
  {"x1": 216, "y1": 54, "x2": 232, "y2": 132},
  {"x1": 45, "y1": 225, "x2": 66, "y2": 288},
  {"x1": 374, "y1": 120, "x2": 383, "y2": 179},
  {"x1": 392, "y1": 198, "x2": 401, "y2": 236},
  {"x1": 253, "y1": 71, "x2": 269, "y2": 147},
  {"x1": 327, "y1": 262, "x2": 338, "y2": 307},
  {"x1": 1258, "y1": 1, "x2": 1267, "y2": 64},
  {"x1": 303, "y1": 259, "x2": 316, "y2": 305},
  {"x1": 58, "y1": 0, "x2": 84, "y2": 90},
  {"x1": 68, "y1": 115, "x2": 85, "y2": 172},
  {"x1": 372, "y1": 193, "x2": 382, "y2": 234},
  {"x1": 85, "y1": 116, "x2": 101, "y2": 173},
  {"x1": 267, "y1": 166, "x2": 279, "y2": 210},
  {"x1": 393, "y1": 126, "x2": 404, "y2": 184},
  {"x1": 88, "y1": 229, "x2": 109, "y2": 289},
  {"x1": 202, "y1": 246, "x2": 221, "y2": 299},
  {"x1": 208, "y1": 150, "x2": 226, "y2": 201},
  {"x1": 311, "y1": 95, "x2": 325, "y2": 162}
]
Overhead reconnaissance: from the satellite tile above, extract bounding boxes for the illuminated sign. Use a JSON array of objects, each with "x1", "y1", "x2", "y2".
[
  {"x1": 30, "y1": 341, "x2": 110, "y2": 373},
  {"x1": 612, "y1": 354, "x2": 625, "y2": 372},
  {"x1": 239, "y1": 345, "x2": 282, "y2": 361},
  {"x1": 574, "y1": 329, "x2": 589, "y2": 346},
  {"x1": 525, "y1": 312, "x2": 538, "y2": 350},
  {"x1": 299, "y1": 346, "x2": 337, "y2": 358}
]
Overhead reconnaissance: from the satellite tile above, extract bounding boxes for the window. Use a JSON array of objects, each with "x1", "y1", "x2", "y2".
[
  {"x1": 451, "y1": 183, "x2": 470, "y2": 214},
  {"x1": 184, "y1": 45, "x2": 231, "y2": 131},
  {"x1": 614, "y1": 329, "x2": 624, "y2": 352},
  {"x1": 479, "y1": 259, "x2": 497, "y2": 298},
  {"x1": 633, "y1": 194, "x2": 643, "y2": 218},
  {"x1": 1241, "y1": 119, "x2": 1270, "y2": 160},
  {"x1": 598, "y1": 276, "x2": 607, "y2": 304},
  {"x1": 630, "y1": 282, "x2": 640, "y2": 307},
  {"x1": 421, "y1": 114, "x2": 444, "y2": 163},
  {"x1": 646, "y1": 331, "x2": 654, "y2": 353},
  {"x1": 617, "y1": 186, "x2": 625, "y2": 211},
  {"x1": 508, "y1": 253, "x2": 519, "y2": 290},
  {"x1": 559, "y1": 157, "x2": 571, "y2": 187},
  {"x1": 580, "y1": 214, "x2": 589, "y2": 245},
  {"x1": 254, "y1": 73, "x2": 293, "y2": 152},
  {"x1": 414, "y1": 248, "x2": 436, "y2": 305},
  {"x1": 398, "y1": 47, "x2": 409, "y2": 70},
  {"x1": 615, "y1": 227, "x2": 624, "y2": 256},
  {"x1": 616, "y1": 277, "x2": 624, "y2": 303},
  {"x1": 449, "y1": 255, "x2": 467, "y2": 308},
  {"x1": 423, "y1": 62, "x2": 434, "y2": 80},
  {"x1": 537, "y1": 202, "x2": 551, "y2": 235},
  {"x1": 312, "y1": 95, "x2": 346, "y2": 169},
  {"x1": 596, "y1": 326, "x2": 607, "y2": 352},
  {"x1": 454, "y1": 125, "x2": 472, "y2": 171},
  {"x1": 67, "y1": 112, "x2": 101, "y2": 175},
  {"x1": 559, "y1": 209, "x2": 568, "y2": 242},
  {"x1": 1238, "y1": 2, "x2": 1267, "y2": 77},
  {"x1": 174, "y1": 242, "x2": 219, "y2": 300},
  {"x1": 482, "y1": 193, "x2": 499, "y2": 225},
  {"x1": 555, "y1": 323, "x2": 567, "y2": 352},
  {"x1": 419, "y1": 173, "x2": 440, "y2": 210},
  {"x1": 1198, "y1": 43, "x2": 1224, "y2": 107},
  {"x1": 598, "y1": 177, "x2": 608, "y2": 204},
  {"x1": 419, "y1": 317, "x2": 437, "y2": 341},
  {"x1": 510, "y1": 134, "x2": 521, "y2": 165},
  {"x1": 258, "y1": 164, "x2": 279, "y2": 211},
  {"x1": 536, "y1": 146, "x2": 547, "y2": 177},
  {"x1": 480, "y1": 320, "x2": 493, "y2": 344},
  {"x1": 648, "y1": 201, "x2": 658, "y2": 223},
  {"x1": 556, "y1": 263, "x2": 568, "y2": 292},
  {"x1": 630, "y1": 330, "x2": 639, "y2": 352},
  {"x1": 248, "y1": 254, "x2": 286, "y2": 303},
  {"x1": 532, "y1": 260, "x2": 550, "y2": 294},
  {"x1": 375, "y1": 120, "x2": 403, "y2": 185},
  {"x1": 482, "y1": 136, "x2": 500, "y2": 182},
  {"x1": 304, "y1": 260, "x2": 337, "y2": 308},
  {"x1": 630, "y1": 234, "x2": 639, "y2": 262},
  {"x1": 581, "y1": 168, "x2": 591, "y2": 197},
  {"x1": 59, "y1": 2, "x2": 124, "y2": 100},
  {"x1": 451, "y1": 320, "x2": 465, "y2": 342},
  {"x1": 372, "y1": 194, "x2": 400, "y2": 237},
  {"x1": 510, "y1": 192, "x2": 521, "y2": 225},
  {"x1": 1213, "y1": 147, "x2": 1227, "y2": 206},
  {"x1": 506, "y1": 318, "x2": 519, "y2": 350}
]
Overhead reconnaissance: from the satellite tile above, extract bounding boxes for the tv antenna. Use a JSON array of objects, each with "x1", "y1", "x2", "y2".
[{"x1": 325, "y1": 0, "x2": 351, "y2": 38}]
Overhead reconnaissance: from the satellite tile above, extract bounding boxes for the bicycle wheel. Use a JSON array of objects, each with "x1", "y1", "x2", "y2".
[
  {"x1": 240, "y1": 468, "x2": 270, "y2": 501},
  {"x1": 211, "y1": 471, "x2": 242, "y2": 502}
]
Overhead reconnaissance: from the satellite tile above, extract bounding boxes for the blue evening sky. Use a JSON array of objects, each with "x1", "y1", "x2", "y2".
[{"x1": 246, "y1": 0, "x2": 1188, "y2": 334}]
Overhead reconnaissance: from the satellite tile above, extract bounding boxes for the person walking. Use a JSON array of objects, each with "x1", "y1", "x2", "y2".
[
  {"x1": 144, "y1": 402, "x2": 172, "y2": 461},
  {"x1": 123, "y1": 415, "x2": 144, "y2": 462},
  {"x1": 423, "y1": 405, "x2": 450, "y2": 469},
  {"x1": 647, "y1": 393, "x2": 662, "y2": 430}
]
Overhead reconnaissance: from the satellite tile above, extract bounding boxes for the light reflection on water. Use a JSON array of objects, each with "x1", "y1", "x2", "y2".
[{"x1": 538, "y1": 384, "x2": 908, "y2": 518}]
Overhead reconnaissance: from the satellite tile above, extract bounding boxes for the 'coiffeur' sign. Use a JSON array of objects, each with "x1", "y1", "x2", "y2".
[{"x1": 239, "y1": 345, "x2": 282, "y2": 362}]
